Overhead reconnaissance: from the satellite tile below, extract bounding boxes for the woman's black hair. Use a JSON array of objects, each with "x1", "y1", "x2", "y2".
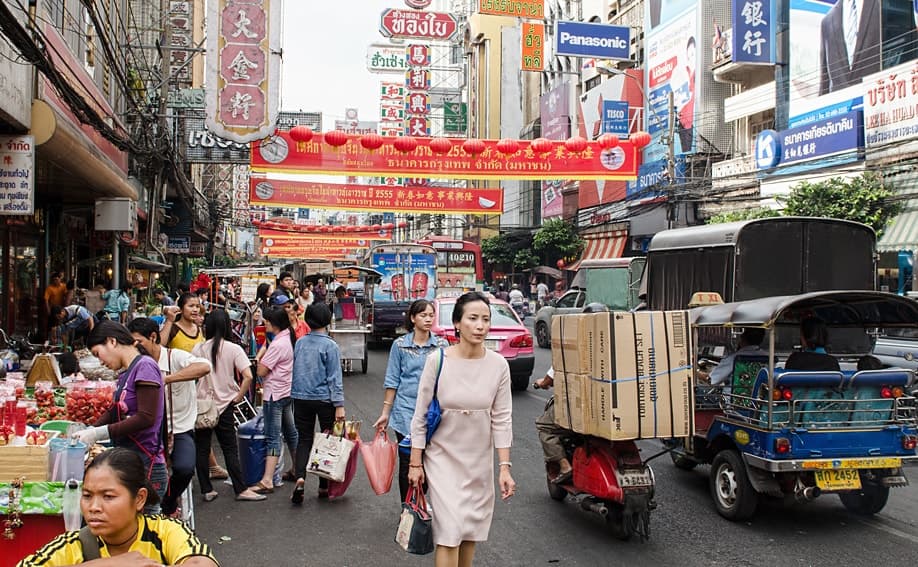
[
  {"x1": 120, "y1": 281, "x2": 133, "y2": 294},
  {"x1": 203, "y1": 309, "x2": 231, "y2": 373},
  {"x1": 451, "y1": 291, "x2": 490, "y2": 325},
  {"x1": 58, "y1": 351, "x2": 80, "y2": 375},
  {"x1": 127, "y1": 318, "x2": 160, "y2": 344},
  {"x1": 801, "y1": 317, "x2": 829, "y2": 349},
  {"x1": 263, "y1": 306, "x2": 295, "y2": 348},
  {"x1": 405, "y1": 299, "x2": 434, "y2": 332},
  {"x1": 85, "y1": 447, "x2": 161, "y2": 508},
  {"x1": 87, "y1": 320, "x2": 147, "y2": 356},
  {"x1": 255, "y1": 283, "x2": 271, "y2": 305},
  {"x1": 50, "y1": 305, "x2": 66, "y2": 321}
]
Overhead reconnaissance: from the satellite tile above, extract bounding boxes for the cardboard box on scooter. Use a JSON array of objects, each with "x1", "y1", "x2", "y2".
[
  {"x1": 553, "y1": 372, "x2": 589, "y2": 433},
  {"x1": 551, "y1": 314, "x2": 594, "y2": 376},
  {"x1": 588, "y1": 311, "x2": 693, "y2": 440}
]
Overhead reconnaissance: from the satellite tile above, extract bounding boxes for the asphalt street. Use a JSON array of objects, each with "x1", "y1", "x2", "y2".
[{"x1": 192, "y1": 324, "x2": 918, "y2": 567}]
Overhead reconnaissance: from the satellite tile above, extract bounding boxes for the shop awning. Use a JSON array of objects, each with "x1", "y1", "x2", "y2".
[
  {"x1": 566, "y1": 229, "x2": 628, "y2": 271},
  {"x1": 878, "y1": 205, "x2": 918, "y2": 252},
  {"x1": 129, "y1": 256, "x2": 171, "y2": 271}
]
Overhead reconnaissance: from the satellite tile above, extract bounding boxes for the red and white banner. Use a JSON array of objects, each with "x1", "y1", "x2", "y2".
[
  {"x1": 205, "y1": 0, "x2": 281, "y2": 142},
  {"x1": 250, "y1": 177, "x2": 503, "y2": 214},
  {"x1": 256, "y1": 226, "x2": 393, "y2": 242}
]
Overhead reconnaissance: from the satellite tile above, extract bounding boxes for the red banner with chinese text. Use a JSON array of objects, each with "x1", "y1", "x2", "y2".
[
  {"x1": 257, "y1": 228, "x2": 388, "y2": 243},
  {"x1": 250, "y1": 177, "x2": 503, "y2": 214},
  {"x1": 251, "y1": 131, "x2": 639, "y2": 180}
]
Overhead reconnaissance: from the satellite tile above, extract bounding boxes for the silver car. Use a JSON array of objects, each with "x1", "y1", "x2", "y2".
[{"x1": 534, "y1": 289, "x2": 586, "y2": 348}]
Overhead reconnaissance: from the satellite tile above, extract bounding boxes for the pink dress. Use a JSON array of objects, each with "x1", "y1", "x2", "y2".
[{"x1": 410, "y1": 349, "x2": 513, "y2": 546}]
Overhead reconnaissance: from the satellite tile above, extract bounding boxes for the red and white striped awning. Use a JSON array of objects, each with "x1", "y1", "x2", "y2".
[{"x1": 566, "y1": 229, "x2": 628, "y2": 271}]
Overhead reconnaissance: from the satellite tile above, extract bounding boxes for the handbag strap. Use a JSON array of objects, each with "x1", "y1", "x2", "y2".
[
  {"x1": 431, "y1": 348, "x2": 444, "y2": 401},
  {"x1": 165, "y1": 348, "x2": 174, "y2": 437}
]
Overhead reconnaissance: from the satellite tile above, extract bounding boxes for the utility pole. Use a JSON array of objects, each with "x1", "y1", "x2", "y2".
[{"x1": 665, "y1": 91, "x2": 677, "y2": 229}]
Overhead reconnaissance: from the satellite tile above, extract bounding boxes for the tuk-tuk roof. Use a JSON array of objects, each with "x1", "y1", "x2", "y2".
[
  {"x1": 333, "y1": 265, "x2": 383, "y2": 281},
  {"x1": 690, "y1": 290, "x2": 918, "y2": 329},
  {"x1": 648, "y1": 217, "x2": 873, "y2": 252}
]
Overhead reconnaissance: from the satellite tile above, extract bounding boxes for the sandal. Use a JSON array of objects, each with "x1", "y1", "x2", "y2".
[
  {"x1": 291, "y1": 478, "x2": 305, "y2": 505},
  {"x1": 317, "y1": 487, "x2": 329, "y2": 499},
  {"x1": 203, "y1": 491, "x2": 219, "y2": 502},
  {"x1": 209, "y1": 466, "x2": 229, "y2": 480},
  {"x1": 251, "y1": 481, "x2": 274, "y2": 494},
  {"x1": 236, "y1": 491, "x2": 267, "y2": 502}
]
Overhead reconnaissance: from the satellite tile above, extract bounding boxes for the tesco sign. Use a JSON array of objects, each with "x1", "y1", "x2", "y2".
[{"x1": 555, "y1": 21, "x2": 630, "y2": 60}]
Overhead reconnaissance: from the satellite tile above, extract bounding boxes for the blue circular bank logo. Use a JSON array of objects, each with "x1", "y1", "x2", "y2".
[{"x1": 755, "y1": 130, "x2": 781, "y2": 169}]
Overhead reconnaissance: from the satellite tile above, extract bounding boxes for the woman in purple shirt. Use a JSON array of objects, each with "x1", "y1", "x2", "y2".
[
  {"x1": 74, "y1": 320, "x2": 167, "y2": 512},
  {"x1": 249, "y1": 306, "x2": 299, "y2": 494}
]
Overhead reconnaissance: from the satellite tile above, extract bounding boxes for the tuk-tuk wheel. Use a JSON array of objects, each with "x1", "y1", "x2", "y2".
[
  {"x1": 361, "y1": 351, "x2": 368, "y2": 374},
  {"x1": 710, "y1": 449, "x2": 758, "y2": 520},
  {"x1": 838, "y1": 483, "x2": 889, "y2": 515}
]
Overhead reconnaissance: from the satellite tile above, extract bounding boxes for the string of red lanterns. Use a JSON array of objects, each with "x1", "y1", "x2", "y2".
[{"x1": 285, "y1": 128, "x2": 654, "y2": 151}]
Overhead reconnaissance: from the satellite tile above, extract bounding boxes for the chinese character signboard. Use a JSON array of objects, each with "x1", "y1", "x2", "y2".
[
  {"x1": 754, "y1": 111, "x2": 863, "y2": 169},
  {"x1": 205, "y1": 0, "x2": 281, "y2": 143},
  {"x1": 479, "y1": 0, "x2": 543, "y2": 18},
  {"x1": 443, "y1": 102, "x2": 467, "y2": 133},
  {"x1": 731, "y1": 0, "x2": 775, "y2": 64},
  {"x1": 406, "y1": 44, "x2": 431, "y2": 67},
  {"x1": 367, "y1": 44, "x2": 409, "y2": 73},
  {"x1": 379, "y1": 9, "x2": 459, "y2": 41},
  {"x1": 405, "y1": 92, "x2": 431, "y2": 115},
  {"x1": 168, "y1": 2, "x2": 193, "y2": 86},
  {"x1": 862, "y1": 59, "x2": 918, "y2": 148},
  {"x1": 380, "y1": 82, "x2": 406, "y2": 100},
  {"x1": 521, "y1": 23, "x2": 544, "y2": 71},
  {"x1": 405, "y1": 116, "x2": 431, "y2": 136},
  {"x1": 601, "y1": 100, "x2": 629, "y2": 135},
  {"x1": 250, "y1": 177, "x2": 504, "y2": 214},
  {"x1": 0, "y1": 135, "x2": 34, "y2": 215}
]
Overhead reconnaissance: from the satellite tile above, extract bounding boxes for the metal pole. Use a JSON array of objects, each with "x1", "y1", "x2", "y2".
[
  {"x1": 112, "y1": 237, "x2": 120, "y2": 290},
  {"x1": 666, "y1": 91, "x2": 677, "y2": 229}
]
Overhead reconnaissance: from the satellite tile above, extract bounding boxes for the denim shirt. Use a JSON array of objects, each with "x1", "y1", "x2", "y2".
[
  {"x1": 291, "y1": 331, "x2": 344, "y2": 406},
  {"x1": 384, "y1": 332, "x2": 448, "y2": 436}
]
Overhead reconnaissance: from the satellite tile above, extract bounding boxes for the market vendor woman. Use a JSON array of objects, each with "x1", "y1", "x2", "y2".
[{"x1": 17, "y1": 448, "x2": 218, "y2": 566}]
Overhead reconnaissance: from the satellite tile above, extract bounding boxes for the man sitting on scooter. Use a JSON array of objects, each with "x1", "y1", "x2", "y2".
[{"x1": 533, "y1": 302, "x2": 609, "y2": 484}]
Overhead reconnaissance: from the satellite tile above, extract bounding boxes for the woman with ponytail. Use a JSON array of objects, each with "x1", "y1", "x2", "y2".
[{"x1": 18, "y1": 448, "x2": 219, "y2": 566}]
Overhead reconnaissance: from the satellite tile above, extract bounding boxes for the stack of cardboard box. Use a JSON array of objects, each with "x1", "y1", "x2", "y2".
[{"x1": 551, "y1": 311, "x2": 694, "y2": 440}]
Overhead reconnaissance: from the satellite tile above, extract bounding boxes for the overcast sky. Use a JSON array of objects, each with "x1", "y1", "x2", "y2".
[{"x1": 279, "y1": 1, "x2": 396, "y2": 129}]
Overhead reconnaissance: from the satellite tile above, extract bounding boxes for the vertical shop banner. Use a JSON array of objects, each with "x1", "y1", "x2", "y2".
[
  {"x1": 862, "y1": 59, "x2": 918, "y2": 147},
  {"x1": 521, "y1": 23, "x2": 545, "y2": 72},
  {"x1": 732, "y1": 0, "x2": 775, "y2": 64},
  {"x1": 168, "y1": 1, "x2": 193, "y2": 86},
  {"x1": 788, "y1": 0, "x2": 918, "y2": 125},
  {"x1": 205, "y1": 0, "x2": 281, "y2": 142},
  {"x1": 645, "y1": 7, "x2": 698, "y2": 160},
  {"x1": 0, "y1": 135, "x2": 34, "y2": 215},
  {"x1": 540, "y1": 82, "x2": 571, "y2": 218}
]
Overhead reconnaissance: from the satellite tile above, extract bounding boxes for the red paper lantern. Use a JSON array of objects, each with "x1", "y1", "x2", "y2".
[
  {"x1": 397, "y1": 221, "x2": 408, "y2": 228},
  {"x1": 430, "y1": 137, "x2": 453, "y2": 154},
  {"x1": 393, "y1": 136, "x2": 418, "y2": 153},
  {"x1": 360, "y1": 133, "x2": 384, "y2": 150},
  {"x1": 531, "y1": 137, "x2": 553, "y2": 154},
  {"x1": 371, "y1": 224, "x2": 382, "y2": 231},
  {"x1": 597, "y1": 133, "x2": 620, "y2": 150},
  {"x1": 630, "y1": 131, "x2": 652, "y2": 148},
  {"x1": 462, "y1": 138, "x2": 486, "y2": 155},
  {"x1": 289, "y1": 125, "x2": 314, "y2": 143},
  {"x1": 320, "y1": 226, "x2": 331, "y2": 233},
  {"x1": 323, "y1": 130, "x2": 349, "y2": 147},
  {"x1": 333, "y1": 226, "x2": 345, "y2": 232},
  {"x1": 496, "y1": 138, "x2": 519, "y2": 155},
  {"x1": 556, "y1": 259, "x2": 565, "y2": 269},
  {"x1": 358, "y1": 225, "x2": 370, "y2": 232},
  {"x1": 564, "y1": 136, "x2": 588, "y2": 153},
  {"x1": 381, "y1": 222, "x2": 395, "y2": 229}
]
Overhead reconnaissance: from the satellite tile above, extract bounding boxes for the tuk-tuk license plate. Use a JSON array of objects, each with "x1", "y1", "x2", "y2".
[
  {"x1": 619, "y1": 470, "x2": 653, "y2": 488},
  {"x1": 814, "y1": 469, "x2": 861, "y2": 491},
  {"x1": 802, "y1": 457, "x2": 901, "y2": 470}
]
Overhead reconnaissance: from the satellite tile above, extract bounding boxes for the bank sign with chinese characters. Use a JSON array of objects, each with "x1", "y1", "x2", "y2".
[
  {"x1": 732, "y1": 0, "x2": 775, "y2": 65},
  {"x1": 754, "y1": 111, "x2": 863, "y2": 170},
  {"x1": 555, "y1": 21, "x2": 630, "y2": 60}
]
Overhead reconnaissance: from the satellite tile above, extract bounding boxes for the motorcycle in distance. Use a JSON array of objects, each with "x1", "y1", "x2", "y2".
[{"x1": 534, "y1": 303, "x2": 657, "y2": 541}]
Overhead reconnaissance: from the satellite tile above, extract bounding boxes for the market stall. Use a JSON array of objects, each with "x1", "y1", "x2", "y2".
[{"x1": 328, "y1": 266, "x2": 381, "y2": 375}]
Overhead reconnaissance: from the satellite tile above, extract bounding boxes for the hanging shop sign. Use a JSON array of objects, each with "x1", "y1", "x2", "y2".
[
  {"x1": 250, "y1": 131, "x2": 641, "y2": 180},
  {"x1": 406, "y1": 44, "x2": 431, "y2": 67},
  {"x1": 256, "y1": 226, "x2": 393, "y2": 241},
  {"x1": 204, "y1": 0, "x2": 281, "y2": 142},
  {"x1": 168, "y1": 1, "x2": 193, "y2": 86},
  {"x1": 862, "y1": 59, "x2": 918, "y2": 148},
  {"x1": 479, "y1": 0, "x2": 543, "y2": 18},
  {"x1": 0, "y1": 135, "x2": 35, "y2": 215},
  {"x1": 555, "y1": 21, "x2": 631, "y2": 60},
  {"x1": 261, "y1": 243, "x2": 358, "y2": 259},
  {"x1": 367, "y1": 44, "x2": 409, "y2": 73},
  {"x1": 754, "y1": 111, "x2": 864, "y2": 170},
  {"x1": 259, "y1": 235, "x2": 371, "y2": 250},
  {"x1": 379, "y1": 9, "x2": 459, "y2": 41},
  {"x1": 249, "y1": 177, "x2": 504, "y2": 214},
  {"x1": 521, "y1": 22, "x2": 545, "y2": 72}
]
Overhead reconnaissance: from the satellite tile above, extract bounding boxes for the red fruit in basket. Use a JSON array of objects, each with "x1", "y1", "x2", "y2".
[{"x1": 14, "y1": 387, "x2": 24, "y2": 398}]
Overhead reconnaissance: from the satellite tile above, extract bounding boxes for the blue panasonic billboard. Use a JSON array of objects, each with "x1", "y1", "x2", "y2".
[
  {"x1": 755, "y1": 110, "x2": 864, "y2": 170},
  {"x1": 555, "y1": 21, "x2": 631, "y2": 60}
]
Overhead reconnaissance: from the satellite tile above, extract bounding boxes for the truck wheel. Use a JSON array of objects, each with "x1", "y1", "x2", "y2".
[
  {"x1": 511, "y1": 374, "x2": 529, "y2": 391},
  {"x1": 710, "y1": 450, "x2": 758, "y2": 520},
  {"x1": 670, "y1": 451, "x2": 698, "y2": 471},
  {"x1": 535, "y1": 322, "x2": 550, "y2": 348},
  {"x1": 839, "y1": 482, "x2": 889, "y2": 515}
]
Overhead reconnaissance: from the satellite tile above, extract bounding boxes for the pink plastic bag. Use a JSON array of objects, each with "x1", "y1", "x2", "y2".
[
  {"x1": 328, "y1": 438, "x2": 360, "y2": 499},
  {"x1": 360, "y1": 430, "x2": 398, "y2": 495}
]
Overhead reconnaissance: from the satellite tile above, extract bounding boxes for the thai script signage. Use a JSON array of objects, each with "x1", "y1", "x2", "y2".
[
  {"x1": 0, "y1": 135, "x2": 34, "y2": 215},
  {"x1": 367, "y1": 44, "x2": 409, "y2": 73},
  {"x1": 249, "y1": 178, "x2": 504, "y2": 214},
  {"x1": 379, "y1": 9, "x2": 459, "y2": 41},
  {"x1": 251, "y1": 131, "x2": 640, "y2": 181},
  {"x1": 754, "y1": 111, "x2": 863, "y2": 169},
  {"x1": 205, "y1": 0, "x2": 281, "y2": 142},
  {"x1": 862, "y1": 60, "x2": 918, "y2": 148},
  {"x1": 479, "y1": 0, "x2": 543, "y2": 18},
  {"x1": 521, "y1": 22, "x2": 545, "y2": 72}
]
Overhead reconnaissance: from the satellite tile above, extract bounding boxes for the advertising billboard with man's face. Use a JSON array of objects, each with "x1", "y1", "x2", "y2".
[{"x1": 788, "y1": 0, "x2": 918, "y2": 125}]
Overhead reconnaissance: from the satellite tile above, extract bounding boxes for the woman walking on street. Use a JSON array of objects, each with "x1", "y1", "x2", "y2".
[
  {"x1": 407, "y1": 292, "x2": 515, "y2": 567},
  {"x1": 249, "y1": 306, "x2": 298, "y2": 494},
  {"x1": 373, "y1": 299, "x2": 446, "y2": 500},
  {"x1": 191, "y1": 310, "x2": 265, "y2": 502},
  {"x1": 290, "y1": 303, "x2": 345, "y2": 504}
]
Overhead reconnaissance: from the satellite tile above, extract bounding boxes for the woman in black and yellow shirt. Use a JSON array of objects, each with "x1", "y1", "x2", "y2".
[{"x1": 17, "y1": 448, "x2": 218, "y2": 567}]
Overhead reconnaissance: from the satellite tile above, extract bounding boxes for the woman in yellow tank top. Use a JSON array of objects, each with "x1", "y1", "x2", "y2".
[{"x1": 161, "y1": 293, "x2": 204, "y2": 352}]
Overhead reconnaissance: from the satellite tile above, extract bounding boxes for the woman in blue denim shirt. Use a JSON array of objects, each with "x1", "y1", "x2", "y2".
[
  {"x1": 290, "y1": 303, "x2": 346, "y2": 504},
  {"x1": 373, "y1": 299, "x2": 447, "y2": 500}
]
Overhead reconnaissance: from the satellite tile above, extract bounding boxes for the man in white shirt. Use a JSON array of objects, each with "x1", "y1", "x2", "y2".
[
  {"x1": 708, "y1": 328, "x2": 766, "y2": 386},
  {"x1": 537, "y1": 281, "x2": 550, "y2": 308}
]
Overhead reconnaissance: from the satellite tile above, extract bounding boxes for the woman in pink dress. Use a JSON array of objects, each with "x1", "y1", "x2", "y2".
[{"x1": 408, "y1": 291, "x2": 515, "y2": 566}]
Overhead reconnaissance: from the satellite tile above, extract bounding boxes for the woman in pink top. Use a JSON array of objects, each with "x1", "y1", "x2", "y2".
[{"x1": 249, "y1": 306, "x2": 299, "y2": 494}]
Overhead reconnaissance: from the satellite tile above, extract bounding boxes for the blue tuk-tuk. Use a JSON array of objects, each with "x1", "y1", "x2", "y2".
[{"x1": 667, "y1": 291, "x2": 918, "y2": 520}]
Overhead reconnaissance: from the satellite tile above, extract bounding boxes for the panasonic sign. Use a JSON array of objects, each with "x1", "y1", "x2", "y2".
[{"x1": 555, "y1": 21, "x2": 631, "y2": 60}]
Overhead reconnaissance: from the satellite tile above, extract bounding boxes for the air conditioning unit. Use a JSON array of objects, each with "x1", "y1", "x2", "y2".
[{"x1": 95, "y1": 198, "x2": 136, "y2": 231}]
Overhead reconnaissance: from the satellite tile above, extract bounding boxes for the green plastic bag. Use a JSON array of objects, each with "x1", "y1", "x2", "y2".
[{"x1": 0, "y1": 481, "x2": 65, "y2": 515}]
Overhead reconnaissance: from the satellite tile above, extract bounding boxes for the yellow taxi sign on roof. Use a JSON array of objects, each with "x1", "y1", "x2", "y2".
[{"x1": 688, "y1": 291, "x2": 724, "y2": 308}]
